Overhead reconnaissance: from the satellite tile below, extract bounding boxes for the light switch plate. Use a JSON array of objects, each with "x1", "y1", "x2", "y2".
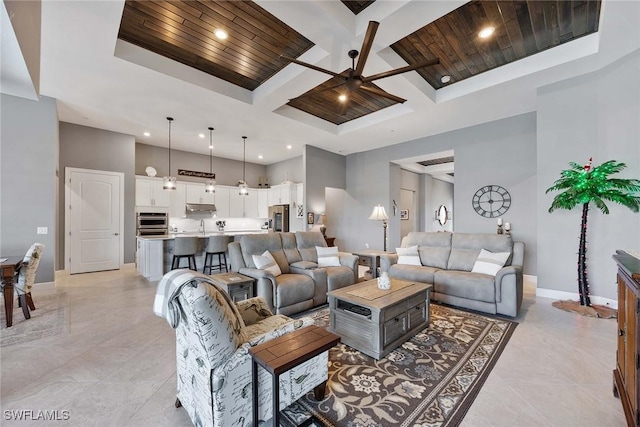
[{"x1": 37, "y1": 227, "x2": 48, "y2": 234}]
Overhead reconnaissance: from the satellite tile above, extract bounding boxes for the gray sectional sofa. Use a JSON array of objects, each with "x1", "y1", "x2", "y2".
[
  {"x1": 380, "y1": 232, "x2": 524, "y2": 317},
  {"x1": 228, "y1": 231, "x2": 358, "y2": 315}
]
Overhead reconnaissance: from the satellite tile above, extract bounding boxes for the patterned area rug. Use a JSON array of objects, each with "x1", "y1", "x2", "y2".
[
  {"x1": 284, "y1": 304, "x2": 517, "y2": 427},
  {"x1": 0, "y1": 292, "x2": 69, "y2": 347}
]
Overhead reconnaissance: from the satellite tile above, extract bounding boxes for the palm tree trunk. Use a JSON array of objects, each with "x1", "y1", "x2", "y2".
[{"x1": 578, "y1": 202, "x2": 591, "y2": 306}]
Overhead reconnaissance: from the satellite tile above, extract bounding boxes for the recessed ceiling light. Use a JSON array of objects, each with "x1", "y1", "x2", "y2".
[
  {"x1": 209, "y1": 145, "x2": 214, "y2": 149},
  {"x1": 478, "y1": 26, "x2": 495, "y2": 39},
  {"x1": 441, "y1": 75, "x2": 451, "y2": 84},
  {"x1": 258, "y1": 155, "x2": 263, "y2": 159},
  {"x1": 198, "y1": 133, "x2": 205, "y2": 138},
  {"x1": 214, "y1": 29, "x2": 228, "y2": 40},
  {"x1": 143, "y1": 132, "x2": 151, "y2": 137},
  {"x1": 338, "y1": 94, "x2": 347, "y2": 102},
  {"x1": 286, "y1": 145, "x2": 292, "y2": 150}
]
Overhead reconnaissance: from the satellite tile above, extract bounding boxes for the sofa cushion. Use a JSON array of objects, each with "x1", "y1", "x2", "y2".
[
  {"x1": 389, "y1": 264, "x2": 438, "y2": 284},
  {"x1": 253, "y1": 251, "x2": 282, "y2": 277},
  {"x1": 296, "y1": 231, "x2": 327, "y2": 262},
  {"x1": 317, "y1": 246, "x2": 340, "y2": 267},
  {"x1": 447, "y1": 233, "x2": 513, "y2": 271},
  {"x1": 280, "y1": 232, "x2": 302, "y2": 265},
  {"x1": 325, "y1": 266, "x2": 355, "y2": 292},
  {"x1": 471, "y1": 249, "x2": 510, "y2": 276},
  {"x1": 397, "y1": 246, "x2": 421, "y2": 265},
  {"x1": 434, "y1": 270, "x2": 496, "y2": 303},
  {"x1": 290, "y1": 261, "x2": 318, "y2": 270},
  {"x1": 402, "y1": 232, "x2": 451, "y2": 269},
  {"x1": 239, "y1": 233, "x2": 290, "y2": 274},
  {"x1": 275, "y1": 274, "x2": 315, "y2": 307}
]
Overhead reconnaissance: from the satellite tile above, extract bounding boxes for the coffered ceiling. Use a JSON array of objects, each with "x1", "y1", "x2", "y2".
[{"x1": 19, "y1": 1, "x2": 640, "y2": 165}]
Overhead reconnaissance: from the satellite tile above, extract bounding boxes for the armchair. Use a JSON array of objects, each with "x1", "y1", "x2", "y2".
[{"x1": 154, "y1": 270, "x2": 328, "y2": 427}]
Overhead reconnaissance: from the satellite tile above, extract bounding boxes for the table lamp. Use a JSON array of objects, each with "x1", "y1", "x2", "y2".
[
  {"x1": 368, "y1": 204, "x2": 389, "y2": 251},
  {"x1": 319, "y1": 214, "x2": 327, "y2": 236}
]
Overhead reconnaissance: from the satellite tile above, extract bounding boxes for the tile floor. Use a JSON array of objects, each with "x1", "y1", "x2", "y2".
[{"x1": 0, "y1": 267, "x2": 626, "y2": 426}]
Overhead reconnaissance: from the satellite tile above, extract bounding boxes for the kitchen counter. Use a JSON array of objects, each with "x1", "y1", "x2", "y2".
[
  {"x1": 136, "y1": 229, "x2": 269, "y2": 281},
  {"x1": 138, "y1": 230, "x2": 268, "y2": 241}
]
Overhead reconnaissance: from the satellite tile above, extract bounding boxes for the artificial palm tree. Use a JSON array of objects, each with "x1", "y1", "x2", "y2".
[{"x1": 546, "y1": 158, "x2": 640, "y2": 307}]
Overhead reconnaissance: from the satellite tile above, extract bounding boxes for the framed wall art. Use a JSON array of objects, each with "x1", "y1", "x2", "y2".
[{"x1": 400, "y1": 209, "x2": 409, "y2": 220}]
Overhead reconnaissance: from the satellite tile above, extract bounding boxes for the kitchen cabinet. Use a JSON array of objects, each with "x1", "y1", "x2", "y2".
[
  {"x1": 230, "y1": 189, "x2": 259, "y2": 218},
  {"x1": 185, "y1": 183, "x2": 215, "y2": 205},
  {"x1": 268, "y1": 183, "x2": 293, "y2": 206},
  {"x1": 257, "y1": 189, "x2": 269, "y2": 218},
  {"x1": 214, "y1": 187, "x2": 230, "y2": 218},
  {"x1": 168, "y1": 182, "x2": 187, "y2": 219},
  {"x1": 135, "y1": 177, "x2": 169, "y2": 207},
  {"x1": 613, "y1": 250, "x2": 640, "y2": 427}
]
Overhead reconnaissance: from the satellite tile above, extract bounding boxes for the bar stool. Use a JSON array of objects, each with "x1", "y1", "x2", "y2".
[
  {"x1": 203, "y1": 235, "x2": 230, "y2": 274},
  {"x1": 172, "y1": 237, "x2": 199, "y2": 271}
]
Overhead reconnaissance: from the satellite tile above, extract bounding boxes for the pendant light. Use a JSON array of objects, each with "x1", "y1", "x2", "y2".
[
  {"x1": 239, "y1": 136, "x2": 249, "y2": 196},
  {"x1": 205, "y1": 126, "x2": 216, "y2": 193},
  {"x1": 162, "y1": 117, "x2": 176, "y2": 190}
]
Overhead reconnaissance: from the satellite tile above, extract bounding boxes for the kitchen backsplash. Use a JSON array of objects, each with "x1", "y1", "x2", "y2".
[{"x1": 169, "y1": 216, "x2": 268, "y2": 232}]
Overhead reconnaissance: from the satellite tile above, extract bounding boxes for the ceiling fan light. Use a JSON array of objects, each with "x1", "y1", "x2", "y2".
[
  {"x1": 214, "y1": 29, "x2": 228, "y2": 40},
  {"x1": 338, "y1": 94, "x2": 347, "y2": 102},
  {"x1": 478, "y1": 26, "x2": 495, "y2": 39}
]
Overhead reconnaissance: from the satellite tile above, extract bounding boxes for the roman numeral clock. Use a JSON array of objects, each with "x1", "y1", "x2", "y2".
[{"x1": 472, "y1": 185, "x2": 511, "y2": 218}]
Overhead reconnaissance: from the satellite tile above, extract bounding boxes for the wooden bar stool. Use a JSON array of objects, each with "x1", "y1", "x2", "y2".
[
  {"x1": 172, "y1": 237, "x2": 199, "y2": 271},
  {"x1": 203, "y1": 235, "x2": 230, "y2": 274}
]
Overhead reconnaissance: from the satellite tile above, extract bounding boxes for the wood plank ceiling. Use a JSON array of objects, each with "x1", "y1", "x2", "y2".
[
  {"x1": 341, "y1": 1, "x2": 376, "y2": 15},
  {"x1": 391, "y1": 0, "x2": 601, "y2": 90},
  {"x1": 118, "y1": 0, "x2": 313, "y2": 91}
]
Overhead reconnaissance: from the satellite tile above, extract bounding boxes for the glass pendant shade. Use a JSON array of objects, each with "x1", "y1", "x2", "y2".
[
  {"x1": 239, "y1": 136, "x2": 248, "y2": 196},
  {"x1": 163, "y1": 116, "x2": 176, "y2": 191},
  {"x1": 205, "y1": 126, "x2": 216, "y2": 193}
]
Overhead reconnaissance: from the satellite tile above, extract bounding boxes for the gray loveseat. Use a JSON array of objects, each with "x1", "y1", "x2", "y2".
[
  {"x1": 228, "y1": 232, "x2": 358, "y2": 315},
  {"x1": 380, "y1": 232, "x2": 524, "y2": 317}
]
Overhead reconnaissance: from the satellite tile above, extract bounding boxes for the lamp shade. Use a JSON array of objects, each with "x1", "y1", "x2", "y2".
[
  {"x1": 368, "y1": 205, "x2": 388, "y2": 221},
  {"x1": 319, "y1": 214, "x2": 327, "y2": 225}
]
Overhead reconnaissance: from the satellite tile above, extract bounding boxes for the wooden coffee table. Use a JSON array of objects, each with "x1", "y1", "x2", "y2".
[{"x1": 327, "y1": 278, "x2": 432, "y2": 360}]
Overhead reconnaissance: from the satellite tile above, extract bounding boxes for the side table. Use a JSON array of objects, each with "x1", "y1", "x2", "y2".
[
  {"x1": 249, "y1": 325, "x2": 340, "y2": 427},
  {"x1": 352, "y1": 250, "x2": 394, "y2": 279},
  {"x1": 208, "y1": 272, "x2": 255, "y2": 302}
]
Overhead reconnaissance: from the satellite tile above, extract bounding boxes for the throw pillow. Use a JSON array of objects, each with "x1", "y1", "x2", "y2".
[
  {"x1": 471, "y1": 249, "x2": 511, "y2": 276},
  {"x1": 396, "y1": 245, "x2": 421, "y2": 266},
  {"x1": 316, "y1": 246, "x2": 341, "y2": 267},
  {"x1": 252, "y1": 250, "x2": 282, "y2": 277}
]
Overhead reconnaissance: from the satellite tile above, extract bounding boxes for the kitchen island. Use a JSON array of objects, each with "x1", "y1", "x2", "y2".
[{"x1": 136, "y1": 230, "x2": 268, "y2": 281}]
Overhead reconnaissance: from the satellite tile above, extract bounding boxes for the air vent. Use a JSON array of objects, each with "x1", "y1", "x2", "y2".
[{"x1": 417, "y1": 156, "x2": 454, "y2": 167}]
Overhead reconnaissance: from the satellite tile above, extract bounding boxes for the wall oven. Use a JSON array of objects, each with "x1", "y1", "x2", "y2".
[{"x1": 136, "y1": 212, "x2": 168, "y2": 236}]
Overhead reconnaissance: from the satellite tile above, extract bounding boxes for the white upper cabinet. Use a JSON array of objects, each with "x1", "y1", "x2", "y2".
[
  {"x1": 168, "y1": 182, "x2": 187, "y2": 219},
  {"x1": 268, "y1": 183, "x2": 293, "y2": 206},
  {"x1": 244, "y1": 190, "x2": 259, "y2": 218},
  {"x1": 214, "y1": 186, "x2": 231, "y2": 218},
  {"x1": 135, "y1": 177, "x2": 169, "y2": 207},
  {"x1": 185, "y1": 182, "x2": 215, "y2": 205},
  {"x1": 229, "y1": 189, "x2": 244, "y2": 217},
  {"x1": 257, "y1": 188, "x2": 269, "y2": 218}
]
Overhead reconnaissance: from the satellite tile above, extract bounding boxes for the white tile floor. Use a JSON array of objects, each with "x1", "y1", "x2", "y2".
[{"x1": 0, "y1": 267, "x2": 626, "y2": 426}]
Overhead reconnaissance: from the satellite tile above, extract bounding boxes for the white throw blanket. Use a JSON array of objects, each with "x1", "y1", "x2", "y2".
[{"x1": 153, "y1": 269, "x2": 216, "y2": 328}]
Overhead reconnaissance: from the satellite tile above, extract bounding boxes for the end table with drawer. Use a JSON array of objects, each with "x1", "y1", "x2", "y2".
[
  {"x1": 353, "y1": 250, "x2": 394, "y2": 279},
  {"x1": 209, "y1": 272, "x2": 255, "y2": 302}
]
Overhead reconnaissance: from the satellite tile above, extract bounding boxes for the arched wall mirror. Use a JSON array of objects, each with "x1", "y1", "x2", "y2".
[{"x1": 437, "y1": 205, "x2": 448, "y2": 226}]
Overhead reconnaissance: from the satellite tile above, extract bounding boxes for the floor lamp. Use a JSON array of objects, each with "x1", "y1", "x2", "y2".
[{"x1": 368, "y1": 205, "x2": 389, "y2": 251}]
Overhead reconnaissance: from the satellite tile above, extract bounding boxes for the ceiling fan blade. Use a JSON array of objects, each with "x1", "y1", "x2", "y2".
[
  {"x1": 281, "y1": 55, "x2": 341, "y2": 78},
  {"x1": 354, "y1": 21, "x2": 379, "y2": 76},
  {"x1": 359, "y1": 85, "x2": 406, "y2": 104},
  {"x1": 362, "y1": 58, "x2": 440, "y2": 83}
]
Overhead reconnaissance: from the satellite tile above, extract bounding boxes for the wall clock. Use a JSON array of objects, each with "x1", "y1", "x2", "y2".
[{"x1": 472, "y1": 185, "x2": 511, "y2": 218}]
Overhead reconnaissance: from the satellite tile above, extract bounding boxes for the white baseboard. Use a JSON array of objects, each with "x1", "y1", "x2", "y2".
[
  {"x1": 55, "y1": 263, "x2": 135, "y2": 278},
  {"x1": 34, "y1": 281, "x2": 55, "y2": 287},
  {"x1": 535, "y1": 287, "x2": 618, "y2": 310}
]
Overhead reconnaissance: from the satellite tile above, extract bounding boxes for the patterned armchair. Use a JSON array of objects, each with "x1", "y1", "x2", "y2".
[{"x1": 155, "y1": 270, "x2": 329, "y2": 427}]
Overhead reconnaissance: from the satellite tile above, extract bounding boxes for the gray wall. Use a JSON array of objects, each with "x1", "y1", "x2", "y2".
[
  {"x1": 58, "y1": 123, "x2": 136, "y2": 268},
  {"x1": 537, "y1": 49, "x2": 640, "y2": 300},
  {"x1": 136, "y1": 143, "x2": 267, "y2": 187},
  {"x1": 344, "y1": 113, "x2": 537, "y2": 275},
  {"x1": 1, "y1": 94, "x2": 57, "y2": 282},
  {"x1": 304, "y1": 145, "x2": 346, "y2": 230},
  {"x1": 266, "y1": 155, "x2": 303, "y2": 185}
]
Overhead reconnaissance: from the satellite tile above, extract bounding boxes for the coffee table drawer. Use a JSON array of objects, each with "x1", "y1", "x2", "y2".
[
  {"x1": 408, "y1": 302, "x2": 427, "y2": 330},
  {"x1": 383, "y1": 314, "x2": 407, "y2": 346},
  {"x1": 383, "y1": 301, "x2": 408, "y2": 321}
]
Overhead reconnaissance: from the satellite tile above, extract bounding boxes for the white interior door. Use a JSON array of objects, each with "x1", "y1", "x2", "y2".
[{"x1": 67, "y1": 168, "x2": 123, "y2": 274}]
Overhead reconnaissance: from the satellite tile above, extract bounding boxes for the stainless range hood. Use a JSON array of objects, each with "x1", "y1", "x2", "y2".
[{"x1": 185, "y1": 203, "x2": 217, "y2": 213}]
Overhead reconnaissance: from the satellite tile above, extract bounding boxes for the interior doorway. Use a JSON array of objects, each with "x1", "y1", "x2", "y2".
[
  {"x1": 400, "y1": 188, "x2": 416, "y2": 241},
  {"x1": 65, "y1": 167, "x2": 124, "y2": 274}
]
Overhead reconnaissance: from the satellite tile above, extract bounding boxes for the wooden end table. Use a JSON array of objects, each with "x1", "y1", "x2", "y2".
[
  {"x1": 353, "y1": 250, "x2": 394, "y2": 279},
  {"x1": 1, "y1": 256, "x2": 23, "y2": 327},
  {"x1": 208, "y1": 272, "x2": 255, "y2": 302},
  {"x1": 249, "y1": 325, "x2": 340, "y2": 427}
]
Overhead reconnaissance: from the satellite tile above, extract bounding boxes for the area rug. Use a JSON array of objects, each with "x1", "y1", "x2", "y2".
[
  {"x1": 552, "y1": 299, "x2": 617, "y2": 319},
  {"x1": 284, "y1": 304, "x2": 517, "y2": 427},
  {"x1": 0, "y1": 292, "x2": 69, "y2": 347}
]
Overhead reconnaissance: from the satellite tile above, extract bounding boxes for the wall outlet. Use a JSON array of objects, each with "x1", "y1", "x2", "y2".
[
  {"x1": 365, "y1": 243, "x2": 369, "y2": 249},
  {"x1": 37, "y1": 227, "x2": 48, "y2": 235}
]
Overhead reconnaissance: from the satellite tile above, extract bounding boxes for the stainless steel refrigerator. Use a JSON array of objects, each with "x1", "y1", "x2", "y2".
[{"x1": 268, "y1": 204, "x2": 289, "y2": 232}]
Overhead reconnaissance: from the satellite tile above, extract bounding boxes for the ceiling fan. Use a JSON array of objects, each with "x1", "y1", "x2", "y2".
[{"x1": 282, "y1": 21, "x2": 439, "y2": 115}]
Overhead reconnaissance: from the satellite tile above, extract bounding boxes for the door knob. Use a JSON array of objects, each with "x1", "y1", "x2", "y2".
[{"x1": 114, "y1": 233, "x2": 119, "y2": 236}]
